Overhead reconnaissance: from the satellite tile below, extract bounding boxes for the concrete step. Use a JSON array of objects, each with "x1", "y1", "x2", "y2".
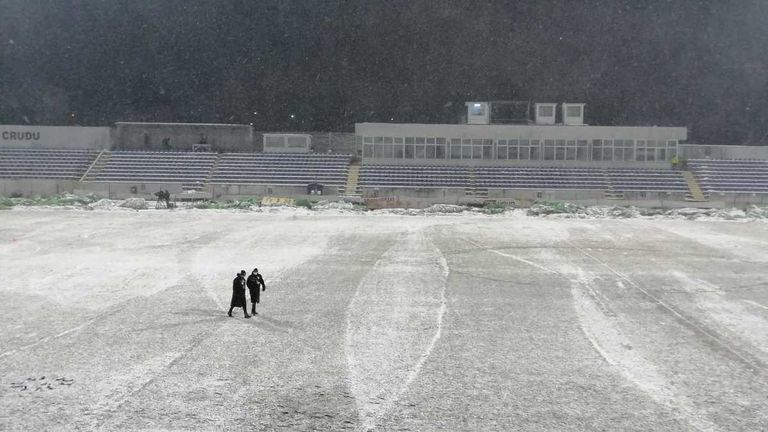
[
  {"x1": 79, "y1": 150, "x2": 110, "y2": 182},
  {"x1": 682, "y1": 170, "x2": 708, "y2": 201},
  {"x1": 344, "y1": 164, "x2": 361, "y2": 195}
]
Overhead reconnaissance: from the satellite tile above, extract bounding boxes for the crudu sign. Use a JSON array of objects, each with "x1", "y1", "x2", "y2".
[{"x1": 1, "y1": 130, "x2": 41, "y2": 141}]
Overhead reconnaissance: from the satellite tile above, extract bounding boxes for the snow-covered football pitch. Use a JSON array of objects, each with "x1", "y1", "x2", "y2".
[{"x1": 1, "y1": 208, "x2": 767, "y2": 431}]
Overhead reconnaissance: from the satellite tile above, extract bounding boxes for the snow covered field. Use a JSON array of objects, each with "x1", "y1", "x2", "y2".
[{"x1": 1, "y1": 208, "x2": 768, "y2": 431}]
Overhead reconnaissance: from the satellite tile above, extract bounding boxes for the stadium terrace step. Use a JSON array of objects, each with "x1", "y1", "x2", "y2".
[
  {"x1": 80, "y1": 150, "x2": 108, "y2": 181},
  {"x1": 182, "y1": 182, "x2": 206, "y2": 192},
  {"x1": 86, "y1": 150, "x2": 217, "y2": 184},
  {"x1": 0, "y1": 148, "x2": 99, "y2": 180},
  {"x1": 464, "y1": 187, "x2": 489, "y2": 198},
  {"x1": 682, "y1": 170, "x2": 708, "y2": 201},
  {"x1": 344, "y1": 163, "x2": 361, "y2": 195},
  {"x1": 210, "y1": 152, "x2": 352, "y2": 186},
  {"x1": 688, "y1": 159, "x2": 768, "y2": 193}
]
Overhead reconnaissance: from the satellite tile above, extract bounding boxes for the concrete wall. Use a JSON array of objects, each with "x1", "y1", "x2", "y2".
[
  {"x1": 211, "y1": 184, "x2": 339, "y2": 200},
  {"x1": 358, "y1": 187, "x2": 702, "y2": 209},
  {"x1": 114, "y1": 122, "x2": 254, "y2": 152},
  {"x1": 75, "y1": 182, "x2": 186, "y2": 200},
  {"x1": 0, "y1": 125, "x2": 111, "y2": 150},
  {"x1": 362, "y1": 187, "x2": 466, "y2": 201},
  {"x1": 4, "y1": 179, "x2": 768, "y2": 210},
  {"x1": 705, "y1": 192, "x2": 768, "y2": 207},
  {"x1": 487, "y1": 188, "x2": 606, "y2": 202},
  {"x1": 360, "y1": 187, "x2": 608, "y2": 207},
  {"x1": 680, "y1": 144, "x2": 768, "y2": 160},
  {"x1": 0, "y1": 179, "x2": 78, "y2": 197}
]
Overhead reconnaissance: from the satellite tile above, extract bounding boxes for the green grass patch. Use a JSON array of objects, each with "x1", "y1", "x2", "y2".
[
  {"x1": 295, "y1": 199, "x2": 313, "y2": 209},
  {"x1": 0, "y1": 197, "x2": 15, "y2": 209},
  {"x1": 480, "y1": 201, "x2": 507, "y2": 215},
  {"x1": 0, "y1": 193, "x2": 102, "y2": 208}
]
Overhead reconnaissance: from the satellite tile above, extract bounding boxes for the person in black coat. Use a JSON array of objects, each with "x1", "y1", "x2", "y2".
[
  {"x1": 228, "y1": 270, "x2": 251, "y2": 318},
  {"x1": 246, "y1": 268, "x2": 266, "y2": 315}
]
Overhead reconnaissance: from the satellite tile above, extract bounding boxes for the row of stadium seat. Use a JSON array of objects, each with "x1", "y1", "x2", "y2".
[
  {"x1": 359, "y1": 165, "x2": 689, "y2": 192},
  {"x1": 94, "y1": 152, "x2": 217, "y2": 183},
  {"x1": 605, "y1": 168, "x2": 688, "y2": 192},
  {"x1": 0, "y1": 148, "x2": 98, "y2": 179},
  {"x1": 2, "y1": 149, "x2": 767, "y2": 195},
  {"x1": 208, "y1": 153, "x2": 350, "y2": 186},
  {"x1": 688, "y1": 159, "x2": 768, "y2": 193},
  {"x1": 0, "y1": 150, "x2": 353, "y2": 185}
]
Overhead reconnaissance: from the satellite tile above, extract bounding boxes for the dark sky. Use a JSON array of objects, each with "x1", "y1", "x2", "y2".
[{"x1": 1, "y1": 1, "x2": 767, "y2": 144}]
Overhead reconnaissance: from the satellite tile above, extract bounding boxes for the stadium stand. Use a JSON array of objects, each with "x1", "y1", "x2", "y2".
[
  {"x1": 475, "y1": 166, "x2": 607, "y2": 190},
  {"x1": 0, "y1": 148, "x2": 98, "y2": 179},
  {"x1": 91, "y1": 151, "x2": 217, "y2": 183},
  {"x1": 0, "y1": 147, "x2": 716, "y2": 198},
  {"x1": 688, "y1": 159, "x2": 768, "y2": 193},
  {"x1": 360, "y1": 165, "x2": 687, "y2": 193},
  {"x1": 359, "y1": 165, "x2": 471, "y2": 188},
  {"x1": 208, "y1": 153, "x2": 351, "y2": 186},
  {"x1": 604, "y1": 168, "x2": 688, "y2": 192}
]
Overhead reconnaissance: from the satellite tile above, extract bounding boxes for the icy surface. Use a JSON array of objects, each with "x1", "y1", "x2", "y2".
[
  {"x1": 1, "y1": 209, "x2": 768, "y2": 430},
  {"x1": 118, "y1": 198, "x2": 147, "y2": 210}
]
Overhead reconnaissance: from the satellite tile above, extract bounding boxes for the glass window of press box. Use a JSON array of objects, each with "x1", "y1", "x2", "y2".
[
  {"x1": 362, "y1": 137, "x2": 678, "y2": 162},
  {"x1": 470, "y1": 103, "x2": 486, "y2": 116}
]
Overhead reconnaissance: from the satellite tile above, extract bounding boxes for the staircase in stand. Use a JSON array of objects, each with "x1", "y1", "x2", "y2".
[
  {"x1": 80, "y1": 150, "x2": 110, "y2": 181},
  {"x1": 340, "y1": 163, "x2": 362, "y2": 197},
  {"x1": 602, "y1": 169, "x2": 624, "y2": 199},
  {"x1": 682, "y1": 170, "x2": 709, "y2": 201},
  {"x1": 464, "y1": 166, "x2": 489, "y2": 198},
  {"x1": 176, "y1": 154, "x2": 220, "y2": 193},
  {"x1": 187, "y1": 154, "x2": 221, "y2": 191},
  {"x1": 181, "y1": 183, "x2": 206, "y2": 192}
]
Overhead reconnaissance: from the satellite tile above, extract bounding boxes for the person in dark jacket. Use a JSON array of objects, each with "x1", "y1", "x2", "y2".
[
  {"x1": 246, "y1": 268, "x2": 266, "y2": 315},
  {"x1": 228, "y1": 270, "x2": 250, "y2": 318}
]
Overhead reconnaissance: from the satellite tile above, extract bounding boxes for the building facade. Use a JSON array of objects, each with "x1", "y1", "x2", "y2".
[{"x1": 356, "y1": 122, "x2": 687, "y2": 167}]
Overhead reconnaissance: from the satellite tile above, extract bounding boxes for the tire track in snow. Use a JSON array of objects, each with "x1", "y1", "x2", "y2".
[
  {"x1": 465, "y1": 237, "x2": 719, "y2": 432},
  {"x1": 672, "y1": 272, "x2": 768, "y2": 359},
  {"x1": 569, "y1": 241, "x2": 764, "y2": 373},
  {"x1": 571, "y1": 269, "x2": 718, "y2": 432},
  {"x1": 345, "y1": 229, "x2": 449, "y2": 431}
]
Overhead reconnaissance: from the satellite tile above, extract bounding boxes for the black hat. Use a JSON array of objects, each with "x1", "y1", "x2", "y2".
[
  {"x1": 239, "y1": 270, "x2": 246, "y2": 275},
  {"x1": 252, "y1": 268, "x2": 258, "y2": 273}
]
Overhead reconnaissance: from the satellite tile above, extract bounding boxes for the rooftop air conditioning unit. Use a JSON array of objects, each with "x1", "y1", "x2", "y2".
[
  {"x1": 562, "y1": 103, "x2": 585, "y2": 126},
  {"x1": 534, "y1": 103, "x2": 557, "y2": 125}
]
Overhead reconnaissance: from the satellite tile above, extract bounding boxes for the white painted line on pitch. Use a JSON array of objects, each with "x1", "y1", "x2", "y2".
[
  {"x1": 744, "y1": 300, "x2": 768, "y2": 311},
  {"x1": 568, "y1": 241, "x2": 763, "y2": 372},
  {"x1": 0, "y1": 315, "x2": 101, "y2": 359},
  {"x1": 672, "y1": 272, "x2": 768, "y2": 356},
  {"x1": 571, "y1": 268, "x2": 717, "y2": 432},
  {"x1": 465, "y1": 239, "x2": 562, "y2": 276},
  {"x1": 465, "y1": 237, "x2": 728, "y2": 431},
  {"x1": 489, "y1": 249, "x2": 561, "y2": 275}
]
